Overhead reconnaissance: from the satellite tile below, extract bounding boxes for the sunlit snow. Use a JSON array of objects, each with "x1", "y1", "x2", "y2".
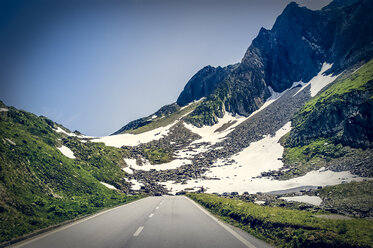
[
  {"x1": 57, "y1": 145, "x2": 76, "y2": 159},
  {"x1": 295, "y1": 63, "x2": 340, "y2": 97},
  {"x1": 280, "y1": 195, "x2": 323, "y2": 206},
  {"x1": 100, "y1": 182, "x2": 117, "y2": 190}
]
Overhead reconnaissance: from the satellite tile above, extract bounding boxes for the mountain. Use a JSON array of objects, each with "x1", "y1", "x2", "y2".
[
  {"x1": 184, "y1": 0, "x2": 373, "y2": 126},
  {"x1": 104, "y1": 0, "x2": 372, "y2": 204},
  {"x1": 1, "y1": 0, "x2": 373, "y2": 244},
  {"x1": 114, "y1": 0, "x2": 372, "y2": 133}
]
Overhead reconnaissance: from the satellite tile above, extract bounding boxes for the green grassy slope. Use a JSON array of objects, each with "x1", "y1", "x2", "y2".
[
  {"x1": 188, "y1": 193, "x2": 373, "y2": 247},
  {"x1": 126, "y1": 100, "x2": 201, "y2": 134},
  {"x1": 0, "y1": 102, "x2": 141, "y2": 243},
  {"x1": 289, "y1": 59, "x2": 373, "y2": 147},
  {"x1": 318, "y1": 181, "x2": 373, "y2": 218},
  {"x1": 280, "y1": 60, "x2": 373, "y2": 178}
]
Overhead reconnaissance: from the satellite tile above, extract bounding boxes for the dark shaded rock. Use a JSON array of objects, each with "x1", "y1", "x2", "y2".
[
  {"x1": 176, "y1": 65, "x2": 234, "y2": 107},
  {"x1": 183, "y1": 0, "x2": 373, "y2": 127}
]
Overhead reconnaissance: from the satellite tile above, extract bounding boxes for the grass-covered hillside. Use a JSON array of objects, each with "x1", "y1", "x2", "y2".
[
  {"x1": 280, "y1": 60, "x2": 373, "y2": 179},
  {"x1": 126, "y1": 100, "x2": 201, "y2": 134},
  {"x1": 188, "y1": 193, "x2": 373, "y2": 248},
  {"x1": 318, "y1": 181, "x2": 373, "y2": 218},
  {"x1": 0, "y1": 101, "x2": 141, "y2": 244}
]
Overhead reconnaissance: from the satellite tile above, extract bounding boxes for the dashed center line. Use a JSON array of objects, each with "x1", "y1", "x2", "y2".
[
  {"x1": 133, "y1": 226, "x2": 144, "y2": 237},
  {"x1": 149, "y1": 213, "x2": 154, "y2": 218},
  {"x1": 156, "y1": 206, "x2": 159, "y2": 210}
]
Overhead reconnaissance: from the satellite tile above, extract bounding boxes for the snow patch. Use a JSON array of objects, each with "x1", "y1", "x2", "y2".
[
  {"x1": 295, "y1": 63, "x2": 340, "y2": 97},
  {"x1": 57, "y1": 145, "x2": 76, "y2": 159},
  {"x1": 122, "y1": 167, "x2": 134, "y2": 174},
  {"x1": 92, "y1": 120, "x2": 177, "y2": 147},
  {"x1": 184, "y1": 112, "x2": 247, "y2": 147},
  {"x1": 124, "y1": 158, "x2": 191, "y2": 171},
  {"x1": 161, "y1": 168, "x2": 366, "y2": 195},
  {"x1": 229, "y1": 122, "x2": 291, "y2": 177},
  {"x1": 129, "y1": 179, "x2": 143, "y2": 190},
  {"x1": 54, "y1": 126, "x2": 93, "y2": 139},
  {"x1": 5, "y1": 138, "x2": 16, "y2": 146},
  {"x1": 254, "y1": 201, "x2": 266, "y2": 205},
  {"x1": 280, "y1": 195, "x2": 322, "y2": 206},
  {"x1": 100, "y1": 182, "x2": 117, "y2": 190}
]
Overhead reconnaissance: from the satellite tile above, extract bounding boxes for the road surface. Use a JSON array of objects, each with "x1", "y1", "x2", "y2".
[{"x1": 12, "y1": 196, "x2": 272, "y2": 248}]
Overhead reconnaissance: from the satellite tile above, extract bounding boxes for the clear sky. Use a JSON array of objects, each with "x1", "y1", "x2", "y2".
[{"x1": 0, "y1": 0, "x2": 331, "y2": 136}]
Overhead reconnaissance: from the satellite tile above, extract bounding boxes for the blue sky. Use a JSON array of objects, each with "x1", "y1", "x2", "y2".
[{"x1": 0, "y1": 0, "x2": 331, "y2": 136}]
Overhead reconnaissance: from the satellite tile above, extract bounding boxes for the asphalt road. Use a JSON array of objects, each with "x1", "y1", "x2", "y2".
[{"x1": 12, "y1": 196, "x2": 272, "y2": 248}]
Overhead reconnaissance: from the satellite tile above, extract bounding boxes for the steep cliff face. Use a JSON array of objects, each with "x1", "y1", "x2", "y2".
[
  {"x1": 288, "y1": 59, "x2": 373, "y2": 149},
  {"x1": 115, "y1": 0, "x2": 373, "y2": 134},
  {"x1": 182, "y1": 0, "x2": 373, "y2": 127},
  {"x1": 176, "y1": 65, "x2": 234, "y2": 107}
]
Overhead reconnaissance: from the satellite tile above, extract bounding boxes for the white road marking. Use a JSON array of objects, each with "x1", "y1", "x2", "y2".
[
  {"x1": 149, "y1": 213, "x2": 154, "y2": 218},
  {"x1": 133, "y1": 226, "x2": 144, "y2": 237},
  {"x1": 12, "y1": 197, "x2": 148, "y2": 248},
  {"x1": 185, "y1": 196, "x2": 257, "y2": 248},
  {"x1": 156, "y1": 206, "x2": 159, "y2": 210}
]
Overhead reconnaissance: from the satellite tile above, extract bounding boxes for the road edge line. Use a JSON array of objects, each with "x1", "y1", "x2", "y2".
[
  {"x1": 9, "y1": 197, "x2": 149, "y2": 248},
  {"x1": 184, "y1": 196, "x2": 257, "y2": 248}
]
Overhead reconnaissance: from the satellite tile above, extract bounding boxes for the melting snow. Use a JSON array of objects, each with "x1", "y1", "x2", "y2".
[
  {"x1": 92, "y1": 122, "x2": 175, "y2": 147},
  {"x1": 122, "y1": 167, "x2": 134, "y2": 174},
  {"x1": 100, "y1": 182, "x2": 117, "y2": 190},
  {"x1": 184, "y1": 113, "x2": 247, "y2": 147},
  {"x1": 161, "y1": 168, "x2": 366, "y2": 195},
  {"x1": 254, "y1": 201, "x2": 266, "y2": 205},
  {"x1": 57, "y1": 145, "x2": 76, "y2": 159},
  {"x1": 129, "y1": 179, "x2": 144, "y2": 190},
  {"x1": 5, "y1": 138, "x2": 16, "y2": 146},
  {"x1": 124, "y1": 158, "x2": 191, "y2": 171},
  {"x1": 54, "y1": 126, "x2": 93, "y2": 139},
  {"x1": 229, "y1": 122, "x2": 291, "y2": 177},
  {"x1": 280, "y1": 195, "x2": 323, "y2": 206},
  {"x1": 295, "y1": 63, "x2": 340, "y2": 97}
]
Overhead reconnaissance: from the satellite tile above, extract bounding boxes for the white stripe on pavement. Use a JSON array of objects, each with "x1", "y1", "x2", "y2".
[{"x1": 133, "y1": 226, "x2": 144, "y2": 237}]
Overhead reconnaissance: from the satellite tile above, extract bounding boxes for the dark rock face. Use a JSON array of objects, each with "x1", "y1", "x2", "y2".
[
  {"x1": 182, "y1": 0, "x2": 373, "y2": 126},
  {"x1": 176, "y1": 65, "x2": 234, "y2": 107},
  {"x1": 288, "y1": 77, "x2": 373, "y2": 149}
]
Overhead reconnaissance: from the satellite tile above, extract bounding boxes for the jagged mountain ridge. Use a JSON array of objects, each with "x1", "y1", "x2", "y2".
[
  {"x1": 115, "y1": 0, "x2": 373, "y2": 134},
  {"x1": 102, "y1": 0, "x2": 373, "y2": 197}
]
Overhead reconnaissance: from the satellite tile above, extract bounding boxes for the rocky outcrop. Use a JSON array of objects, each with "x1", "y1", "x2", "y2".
[
  {"x1": 183, "y1": 0, "x2": 373, "y2": 127},
  {"x1": 176, "y1": 65, "x2": 235, "y2": 107},
  {"x1": 288, "y1": 61, "x2": 373, "y2": 149}
]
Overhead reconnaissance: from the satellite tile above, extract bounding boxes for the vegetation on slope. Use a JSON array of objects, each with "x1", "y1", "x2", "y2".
[
  {"x1": 188, "y1": 193, "x2": 373, "y2": 247},
  {"x1": 288, "y1": 59, "x2": 373, "y2": 148},
  {"x1": 0, "y1": 102, "x2": 141, "y2": 243},
  {"x1": 62, "y1": 137, "x2": 130, "y2": 190},
  {"x1": 184, "y1": 82, "x2": 228, "y2": 127},
  {"x1": 126, "y1": 100, "x2": 201, "y2": 134},
  {"x1": 279, "y1": 60, "x2": 373, "y2": 178},
  {"x1": 318, "y1": 181, "x2": 373, "y2": 218}
]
